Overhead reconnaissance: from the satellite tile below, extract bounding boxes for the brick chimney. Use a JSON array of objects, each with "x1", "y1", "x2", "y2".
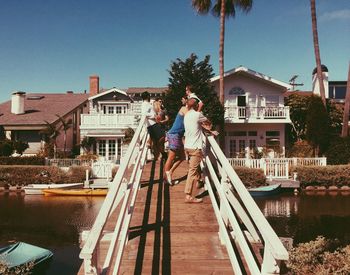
[
  {"x1": 89, "y1": 75, "x2": 99, "y2": 96},
  {"x1": 11, "y1": 91, "x2": 26, "y2": 115}
]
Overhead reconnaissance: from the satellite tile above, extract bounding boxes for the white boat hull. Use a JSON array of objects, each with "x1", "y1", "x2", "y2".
[{"x1": 23, "y1": 183, "x2": 83, "y2": 195}]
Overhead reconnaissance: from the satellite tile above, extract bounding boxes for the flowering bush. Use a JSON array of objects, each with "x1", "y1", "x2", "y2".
[{"x1": 287, "y1": 236, "x2": 350, "y2": 274}]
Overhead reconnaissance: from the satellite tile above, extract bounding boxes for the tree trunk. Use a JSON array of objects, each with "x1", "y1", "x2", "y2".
[
  {"x1": 341, "y1": 63, "x2": 350, "y2": 137},
  {"x1": 218, "y1": 0, "x2": 226, "y2": 149},
  {"x1": 310, "y1": 0, "x2": 326, "y2": 106},
  {"x1": 219, "y1": 0, "x2": 225, "y2": 105}
]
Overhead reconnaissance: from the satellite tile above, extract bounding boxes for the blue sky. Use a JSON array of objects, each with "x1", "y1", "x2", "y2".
[{"x1": 0, "y1": 0, "x2": 349, "y2": 102}]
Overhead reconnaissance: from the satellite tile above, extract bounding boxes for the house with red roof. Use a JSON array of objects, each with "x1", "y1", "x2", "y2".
[{"x1": 0, "y1": 92, "x2": 89, "y2": 155}]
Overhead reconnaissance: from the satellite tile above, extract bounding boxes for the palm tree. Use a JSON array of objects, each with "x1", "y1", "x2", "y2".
[
  {"x1": 40, "y1": 121, "x2": 59, "y2": 158},
  {"x1": 56, "y1": 114, "x2": 73, "y2": 157},
  {"x1": 310, "y1": 0, "x2": 326, "y2": 106},
  {"x1": 192, "y1": 0, "x2": 253, "y2": 105},
  {"x1": 341, "y1": 63, "x2": 350, "y2": 137}
]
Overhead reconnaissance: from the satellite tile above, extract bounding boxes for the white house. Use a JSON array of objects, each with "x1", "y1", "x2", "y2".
[
  {"x1": 80, "y1": 76, "x2": 167, "y2": 163},
  {"x1": 211, "y1": 66, "x2": 292, "y2": 158}
]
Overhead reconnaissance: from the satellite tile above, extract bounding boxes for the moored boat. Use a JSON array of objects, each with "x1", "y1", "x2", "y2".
[
  {"x1": 248, "y1": 184, "x2": 281, "y2": 197},
  {"x1": 0, "y1": 242, "x2": 53, "y2": 271},
  {"x1": 42, "y1": 188, "x2": 108, "y2": 196},
  {"x1": 23, "y1": 183, "x2": 83, "y2": 195}
]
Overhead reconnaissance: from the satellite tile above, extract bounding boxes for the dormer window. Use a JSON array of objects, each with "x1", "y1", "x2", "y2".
[{"x1": 229, "y1": 87, "x2": 245, "y2": 95}]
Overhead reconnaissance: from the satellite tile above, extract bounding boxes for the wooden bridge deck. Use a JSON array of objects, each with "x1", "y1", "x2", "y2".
[{"x1": 78, "y1": 160, "x2": 234, "y2": 274}]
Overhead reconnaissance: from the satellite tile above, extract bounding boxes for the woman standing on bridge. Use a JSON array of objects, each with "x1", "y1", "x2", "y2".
[{"x1": 163, "y1": 96, "x2": 188, "y2": 185}]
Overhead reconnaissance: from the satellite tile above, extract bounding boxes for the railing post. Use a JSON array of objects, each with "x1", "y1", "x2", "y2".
[
  {"x1": 218, "y1": 172, "x2": 229, "y2": 245},
  {"x1": 261, "y1": 245, "x2": 280, "y2": 275}
]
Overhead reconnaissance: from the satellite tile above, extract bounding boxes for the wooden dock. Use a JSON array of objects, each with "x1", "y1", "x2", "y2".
[{"x1": 78, "y1": 160, "x2": 233, "y2": 274}]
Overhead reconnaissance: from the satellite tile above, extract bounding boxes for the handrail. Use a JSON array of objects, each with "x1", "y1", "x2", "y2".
[
  {"x1": 79, "y1": 116, "x2": 148, "y2": 274},
  {"x1": 203, "y1": 135, "x2": 289, "y2": 274}
]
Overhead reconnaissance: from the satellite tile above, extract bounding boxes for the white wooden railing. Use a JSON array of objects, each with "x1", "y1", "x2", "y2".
[
  {"x1": 79, "y1": 116, "x2": 148, "y2": 275},
  {"x1": 228, "y1": 157, "x2": 327, "y2": 179},
  {"x1": 80, "y1": 114, "x2": 139, "y2": 129},
  {"x1": 225, "y1": 106, "x2": 290, "y2": 121},
  {"x1": 202, "y1": 136, "x2": 289, "y2": 273}
]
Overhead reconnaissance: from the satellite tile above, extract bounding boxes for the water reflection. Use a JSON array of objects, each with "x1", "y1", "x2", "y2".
[
  {"x1": 255, "y1": 193, "x2": 350, "y2": 245},
  {"x1": 0, "y1": 193, "x2": 104, "y2": 274}
]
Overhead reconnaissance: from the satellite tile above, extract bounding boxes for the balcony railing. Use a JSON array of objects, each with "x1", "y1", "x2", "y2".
[
  {"x1": 225, "y1": 106, "x2": 290, "y2": 122},
  {"x1": 80, "y1": 114, "x2": 139, "y2": 129}
]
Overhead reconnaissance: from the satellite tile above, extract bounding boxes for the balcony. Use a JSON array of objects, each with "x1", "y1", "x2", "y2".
[
  {"x1": 224, "y1": 106, "x2": 291, "y2": 123},
  {"x1": 80, "y1": 114, "x2": 139, "y2": 130}
]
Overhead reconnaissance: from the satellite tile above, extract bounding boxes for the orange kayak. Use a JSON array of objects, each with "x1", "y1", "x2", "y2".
[{"x1": 43, "y1": 188, "x2": 108, "y2": 196}]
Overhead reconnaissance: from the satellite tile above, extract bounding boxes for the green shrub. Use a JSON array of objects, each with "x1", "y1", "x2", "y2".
[
  {"x1": 325, "y1": 137, "x2": 350, "y2": 165},
  {"x1": 287, "y1": 236, "x2": 350, "y2": 274},
  {"x1": 0, "y1": 156, "x2": 45, "y2": 165},
  {"x1": 233, "y1": 167, "x2": 266, "y2": 188},
  {"x1": 0, "y1": 140, "x2": 14, "y2": 157},
  {"x1": 0, "y1": 165, "x2": 91, "y2": 186},
  {"x1": 292, "y1": 165, "x2": 350, "y2": 188}
]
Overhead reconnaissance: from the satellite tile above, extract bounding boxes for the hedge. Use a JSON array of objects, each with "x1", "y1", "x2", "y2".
[
  {"x1": 0, "y1": 166, "x2": 90, "y2": 186},
  {"x1": 292, "y1": 165, "x2": 350, "y2": 188},
  {"x1": 233, "y1": 167, "x2": 266, "y2": 188},
  {"x1": 0, "y1": 156, "x2": 46, "y2": 165}
]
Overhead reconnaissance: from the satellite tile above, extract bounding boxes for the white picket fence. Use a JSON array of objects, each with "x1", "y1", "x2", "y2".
[
  {"x1": 228, "y1": 157, "x2": 327, "y2": 179},
  {"x1": 46, "y1": 158, "x2": 93, "y2": 167}
]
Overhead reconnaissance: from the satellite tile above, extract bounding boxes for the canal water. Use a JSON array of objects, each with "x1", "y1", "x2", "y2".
[{"x1": 0, "y1": 192, "x2": 350, "y2": 274}]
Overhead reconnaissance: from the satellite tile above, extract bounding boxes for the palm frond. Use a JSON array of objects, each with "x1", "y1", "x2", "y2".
[{"x1": 192, "y1": 0, "x2": 212, "y2": 14}]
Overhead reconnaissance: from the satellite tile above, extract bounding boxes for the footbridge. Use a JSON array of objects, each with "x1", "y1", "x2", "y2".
[{"x1": 78, "y1": 117, "x2": 288, "y2": 274}]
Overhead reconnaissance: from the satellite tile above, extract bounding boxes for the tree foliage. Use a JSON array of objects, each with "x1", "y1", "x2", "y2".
[
  {"x1": 285, "y1": 94, "x2": 310, "y2": 141},
  {"x1": 306, "y1": 95, "x2": 330, "y2": 155},
  {"x1": 285, "y1": 94, "x2": 342, "y2": 146},
  {"x1": 164, "y1": 53, "x2": 224, "y2": 127}
]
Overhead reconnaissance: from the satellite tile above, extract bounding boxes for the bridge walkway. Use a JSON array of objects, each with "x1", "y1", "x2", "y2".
[{"x1": 79, "y1": 160, "x2": 238, "y2": 274}]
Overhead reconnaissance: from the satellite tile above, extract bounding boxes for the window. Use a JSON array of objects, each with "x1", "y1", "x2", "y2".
[
  {"x1": 229, "y1": 140, "x2": 236, "y2": 157},
  {"x1": 116, "y1": 106, "x2": 122, "y2": 113},
  {"x1": 108, "y1": 140, "x2": 116, "y2": 160},
  {"x1": 266, "y1": 131, "x2": 280, "y2": 137},
  {"x1": 233, "y1": 131, "x2": 246, "y2": 136},
  {"x1": 248, "y1": 131, "x2": 257, "y2": 136},
  {"x1": 239, "y1": 140, "x2": 245, "y2": 153},
  {"x1": 117, "y1": 139, "x2": 122, "y2": 157},
  {"x1": 108, "y1": 106, "x2": 114, "y2": 114},
  {"x1": 334, "y1": 87, "x2": 346, "y2": 99},
  {"x1": 237, "y1": 96, "x2": 246, "y2": 107},
  {"x1": 98, "y1": 140, "x2": 106, "y2": 156}
]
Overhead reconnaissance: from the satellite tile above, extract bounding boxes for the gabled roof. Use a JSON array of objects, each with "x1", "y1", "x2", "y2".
[
  {"x1": 211, "y1": 66, "x2": 292, "y2": 89},
  {"x1": 126, "y1": 87, "x2": 168, "y2": 94},
  {"x1": 89, "y1": 88, "x2": 129, "y2": 100},
  {"x1": 0, "y1": 93, "x2": 88, "y2": 126}
]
